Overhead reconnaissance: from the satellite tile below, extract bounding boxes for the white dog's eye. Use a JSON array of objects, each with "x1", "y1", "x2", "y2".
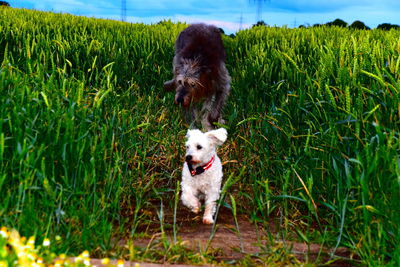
[
  {"x1": 186, "y1": 145, "x2": 189, "y2": 149},
  {"x1": 197, "y1": 145, "x2": 202, "y2": 150}
]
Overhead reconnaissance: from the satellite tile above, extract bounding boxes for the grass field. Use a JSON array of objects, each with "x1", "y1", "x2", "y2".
[{"x1": 0, "y1": 7, "x2": 399, "y2": 266}]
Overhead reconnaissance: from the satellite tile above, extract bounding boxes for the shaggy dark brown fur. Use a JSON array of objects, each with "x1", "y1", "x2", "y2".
[{"x1": 164, "y1": 23, "x2": 231, "y2": 130}]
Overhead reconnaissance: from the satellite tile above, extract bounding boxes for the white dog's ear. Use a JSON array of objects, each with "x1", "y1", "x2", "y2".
[
  {"x1": 186, "y1": 129, "x2": 201, "y2": 139},
  {"x1": 206, "y1": 128, "x2": 227, "y2": 146}
]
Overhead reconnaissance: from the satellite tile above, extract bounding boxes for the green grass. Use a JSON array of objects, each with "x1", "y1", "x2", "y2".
[{"x1": 0, "y1": 7, "x2": 399, "y2": 266}]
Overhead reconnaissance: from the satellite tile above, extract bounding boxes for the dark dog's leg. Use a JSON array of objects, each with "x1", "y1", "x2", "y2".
[
  {"x1": 201, "y1": 97, "x2": 214, "y2": 130},
  {"x1": 163, "y1": 79, "x2": 175, "y2": 91},
  {"x1": 206, "y1": 65, "x2": 231, "y2": 128},
  {"x1": 207, "y1": 89, "x2": 228, "y2": 126},
  {"x1": 186, "y1": 104, "x2": 200, "y2": 129},
  {"x1": 201, "y1": 88, "x2": 229, "y2": 130}
]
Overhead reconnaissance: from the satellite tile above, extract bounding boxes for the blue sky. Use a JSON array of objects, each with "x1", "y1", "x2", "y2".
[{"x1": 10, "y1": 0, "x2": 400, "y2": 34}]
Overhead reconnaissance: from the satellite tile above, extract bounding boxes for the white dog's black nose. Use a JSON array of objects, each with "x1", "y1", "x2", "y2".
[{"x1": 185, "y1": 155, "x2": 192, "y2": 162}]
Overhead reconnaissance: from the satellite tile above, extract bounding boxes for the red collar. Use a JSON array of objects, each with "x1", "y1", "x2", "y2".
[{"x1": 188, "y1": 155, "x2": 215, "y2": 176}]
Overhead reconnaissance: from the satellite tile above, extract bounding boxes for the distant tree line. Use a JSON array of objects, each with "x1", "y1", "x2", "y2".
[
  {"x1": 375, "y1": 23, "x2": 400, "y2": 30},
  {"x1": 309, "y1": 18, "x2": 400, "y2": 30},
  {"x1": 253, "y1": 18, "x2": 400, "y2": 31},
  {"x1": 0, "y1": 1, "x2": 10, "y2": 6}
]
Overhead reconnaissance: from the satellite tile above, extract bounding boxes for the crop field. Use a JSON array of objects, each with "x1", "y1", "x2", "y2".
[{"x1": 0, "y1": 7, "x2": 399, "y2": 266}]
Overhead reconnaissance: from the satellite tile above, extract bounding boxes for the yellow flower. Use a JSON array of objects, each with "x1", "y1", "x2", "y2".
[
  {"x1": 27, "y1": 252, "x2": 37, "y2": 261},
  {"x1": 117, "y1": 259, "x2": 124, "y2": 267},
  {"x1": 43, "y1": 238, "x2": 50, "y2": 246},
  {"x1": 27, "y1": 236, "x2": 36, "y2": 249},
  {"x1": 81, "y1": 250, "x2": 89, "y2": 258},
  {"x1": 0, "y1": 227, "x2": 8, "y2": 238},
  {"x1": 75, "y1": 255, "x2": 83, "y2": 263},
  {"x1": 101, "y1": 258, "x2": 110, "y2": 265},
  {"x1": 9, "y1": 229, "x2": 20, "y2": 243}
]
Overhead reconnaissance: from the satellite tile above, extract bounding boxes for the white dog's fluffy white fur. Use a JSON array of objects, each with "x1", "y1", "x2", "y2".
[{"x1": 181, "y1": 128, "x2": 227, "y2": 224}]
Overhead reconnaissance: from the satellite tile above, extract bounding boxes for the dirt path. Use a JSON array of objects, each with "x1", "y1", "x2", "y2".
[{"x1": 114, "y1": 206, "x2": 354, "y2": 266}]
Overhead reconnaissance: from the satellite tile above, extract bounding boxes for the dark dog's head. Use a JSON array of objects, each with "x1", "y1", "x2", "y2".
[{"x1": 164, "y1": 58, "x2": 210, "y2": 108}]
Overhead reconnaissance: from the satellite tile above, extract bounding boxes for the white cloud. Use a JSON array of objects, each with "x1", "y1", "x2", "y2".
[{"x1": 174, "y1": 15, "x2": 251, "y2": 32}]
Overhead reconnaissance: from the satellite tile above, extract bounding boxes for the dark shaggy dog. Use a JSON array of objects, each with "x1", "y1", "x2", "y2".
[{"x1": 164, "y1": 23, "x2": 231, "y2": 130}]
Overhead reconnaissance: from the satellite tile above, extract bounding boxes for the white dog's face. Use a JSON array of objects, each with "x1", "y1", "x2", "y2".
[{"x1": 185, "y1": 128, "x2": 227, "y2": 166}]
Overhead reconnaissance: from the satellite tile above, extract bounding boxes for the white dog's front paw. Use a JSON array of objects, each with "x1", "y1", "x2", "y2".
[
  {"x1": 202, "y1": 216, "x2": 214, "y2": 224},
  {"x1": 191, "y1": 206, "x2": 200, "y2": 214},
  {"x1": 181, "y1": 191, "x2": 200, "y2": 213}
]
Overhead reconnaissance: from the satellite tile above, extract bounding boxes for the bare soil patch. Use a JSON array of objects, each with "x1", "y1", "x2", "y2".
[{"x1": 117, "y1": 206, "x2": 355, "y2": 266}]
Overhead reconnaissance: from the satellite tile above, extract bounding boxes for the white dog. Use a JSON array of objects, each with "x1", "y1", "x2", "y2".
[{"x1": 181, "y1": 128, "x2": 227, "y2": 224}]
